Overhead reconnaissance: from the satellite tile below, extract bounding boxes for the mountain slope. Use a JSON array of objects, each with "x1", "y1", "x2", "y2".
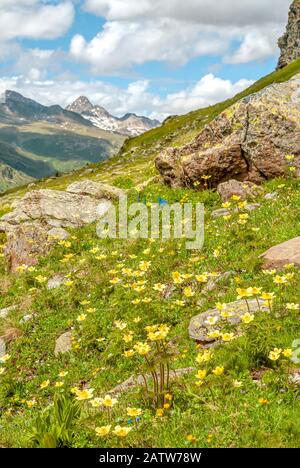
[
  {"x1": 1, "y1": 91, "x2": 94, "y2": 127},
  {"x1": 1, "y1": 57, "x2": 300, "y2": 205},
  {"x1": 0, "y1": 92, "x2": 126, "y2": 191},
  {"x1": 66, "y1": 96, "x2": 160, "y2": 136}
]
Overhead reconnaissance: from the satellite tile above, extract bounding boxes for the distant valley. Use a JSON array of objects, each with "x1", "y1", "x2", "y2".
[{"x1": 0, "y1": 90, "x2": 159, "y2": 192}]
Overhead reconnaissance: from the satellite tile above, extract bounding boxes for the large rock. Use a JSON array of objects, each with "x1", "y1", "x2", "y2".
[
  {"x1": 47, "y1": 227, "x2": 70, "y2": 241},
  {"x1": 109, "y1": 367, "x2": 194, "y2": 395},
  {"x1": 217, "y1": 179, "x2": 263, "y2": 202},
  {"x1": 4, "y1": 223, "x2": 55, "y2": 272},
  {"x1": 189, "y1": 299, "x2": 268, "y2": 344},
  {"x1": 260, "y1": 237, "x2": 300, "y2": 269},
  {"x1": 54, "y1": 331, "x2": 72, "y2": 356},
  {"x1": 1, "y1": 189, "x2": 111, "y2": 229},
  {"x1": 156, "y1": 75, "x2": 300, "y2": 188},
  {"x1": 66, "y1": 180, "x2": 126, "y2": 200},
  {"x1": 277, "y1": 1, "x2": 300, "y2": 69},
  {"x1": 0, "y1": 187, "x2": 113, "y2": 270}
]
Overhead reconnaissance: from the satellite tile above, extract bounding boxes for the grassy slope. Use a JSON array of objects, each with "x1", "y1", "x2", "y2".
[
  {"x1": 0, "y1": 178, "x2": 299, "y2": 448},
  {"x1": 0, "y1": 61, "x2": 299, "y2": 448}
]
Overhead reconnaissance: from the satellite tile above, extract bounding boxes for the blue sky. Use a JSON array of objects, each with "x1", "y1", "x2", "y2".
[{"x1": 0, "y1": 1, "x2": 291, "y2": 120}]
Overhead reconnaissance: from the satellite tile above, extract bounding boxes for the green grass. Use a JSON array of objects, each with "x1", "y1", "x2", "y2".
[
  {"x1": 0, "y1": 60, "x2": 299, "y2": 448},
  {"x1": 0, "y1": 177, "x2": 299, "y2": 448}
]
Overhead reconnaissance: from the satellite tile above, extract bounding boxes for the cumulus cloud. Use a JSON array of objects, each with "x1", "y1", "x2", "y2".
[
  {"x1": 83, "y1": 0, "x2": 289, "y2": 24},
  {"x1": 224, "y1": 28, "x2": 282, "y2": 64},
  {"x1": 70, "y1": 20, "x2": 227, "y2": 73},
  {"x1": 72, "y1": 0, "x2": 290, "y2": 73},
  {"x1": 0, "y1": 74, "x2": 253, "y2": 121},
  {"x1": 0, "y1": 1, "x2": 75, "y2": 41}
]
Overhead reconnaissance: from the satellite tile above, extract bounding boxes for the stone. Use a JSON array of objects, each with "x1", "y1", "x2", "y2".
[
  {"x1": 189, "y1": 299, "x2": 268, "y2": 344},
  {"x1": 20, "y1": 314, "x2": 34, "y2": 324},
  {"x1": 277, "y1": 1, "x2": 300, "y2": 69},
  {"x1": 55, "y1": 331, "x2": 72, "y2": 356},
  {"x1": 212, "y1": 204, "x2": 261, "y2": 219},
  {"x1": 0, "y1": 338, "x2": 6, "y2": 358},
  {"x1": 264, "y1": 192, "x2": 278, "y2": 201},
  {"x1": 0, "y1": 305, "x2": 16, "y2": 319},
  {"x1": 66, "y1": 180, "x2": 126, "y2": 200},
  {"x1": 109, "y1": 367, "x2": 194, "y2": 395},
  {"x1": 202, "y1": 271, "x2": 235, "y2": 293},
  {"x1": 260, "y1": 237, "x2": 300, "y2": 269},
  {"x1": 4, "y1": 223, "x2": 54, "y2": 272},
  {"x1": 290, "y1": 372, "x2": 300, "y2": 386},
  {"x1": 217, "y1": 179, "x2": 263, "y2": 202},
  {"x1": 156, "y1": 75, "x2": 300, "y2": 188},
  {"x1": 47, "y1": 274, "x2": 65, "y2": 290},
  {"x1": 47, "y1": 227, "x2": 69, "y2": 241},
  {"x1": 1, "y1": 189, "x2": 108, "y2": 229},
  {"x1": 0, "y1": 188, "x2": 113, "y2": 270}
]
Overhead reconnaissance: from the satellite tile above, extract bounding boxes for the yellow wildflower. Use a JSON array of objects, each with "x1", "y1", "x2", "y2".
[
  {"x1": 127, "y1": 407, "x2": 143, "y2": 417},
  {"x1": 95, "y1": 425, "x2": 111, "y2": 437},
  {"x1": 102, "y1": 395, "x2": 118, "y2": 408},
  {"x1": 75, "y1": 388, "x2": 94, "y2": 400},
  {"x1": 213, "y1": 366, "x2": 224, "y2": 376},
  {"x1": 241, "y1": 312, "x2": 255, "y2": 324},
  {"x1": 134, "y1": 342, "x2": 151, "y2": 355},
  {"x1": 113, "y1": 426, "x2": 132, "y2": 437},
  {"x1": 282, "y1": 348, "x2": 293, "y2": 358},
  {"x1": 183, "y1": 286, "x2": 195, "y2": 298},
  {"x1": 40, "y1": 380, "x2": 50, "y2": 389}
]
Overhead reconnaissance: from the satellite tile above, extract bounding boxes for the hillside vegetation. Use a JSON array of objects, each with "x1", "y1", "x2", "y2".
[{"x1": 0, "y1": 61, "x2": 299, "y2": 448}]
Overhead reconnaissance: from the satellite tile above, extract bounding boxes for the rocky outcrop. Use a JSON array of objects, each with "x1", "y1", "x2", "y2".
[
  {"x1": 189, "y1": 299, "x2": 268, "y2": 345},
  {"x1": 156, "y1": 75, "x2": 300, "y2": 189},
  {"x1": 0, "y1": 180, "x2": 120, "y2": 271},
  {"x1": 109, "y1": 368, "x2": 194, "y2": 395},
  {"x1": 260, "y1": 237, "x2": 300, "y2": 269},
  {"x1": 54, "y1": 331, "x2": 72, "y2": 355},
  {"x1": 66, "y1": 180, "x2": 125, "y2": 200},
  {"x1": 212, "y1": 203, "x2": 260, "y2": 219},
  {"x1": 217, "y1": 180, "x2": 263, "y2": 202},
  {"x1": 277, "y1": 1, "x2": 300, "y2": 69}
]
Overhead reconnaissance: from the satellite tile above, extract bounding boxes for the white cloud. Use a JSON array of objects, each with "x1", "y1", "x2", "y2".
[
  {"x1": 83, "y1": 0, "x2": 289, "y2": 25},
  {"x1": 224, "y1": 28, "x2": 282, "y2": 64},
  {"x1": 0, "y1": 1, "x2": 75, "y2": 41},
  {"x1": 0, "y1": 74, "x2": 253, "y2": 121},
  {"x1": 70, "y1": 19, "x2": 227, "y2": 73},
  {"x1": 72, "y1": 0, "x2": 291, "y2": 73}
]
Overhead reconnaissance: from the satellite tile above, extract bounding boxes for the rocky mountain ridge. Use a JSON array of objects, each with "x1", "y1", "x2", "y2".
[
  {"x1": 277, "y1": 0, "x2": 300, "y2": 69},
  {"x1": 0, "y1": 90, "x2": 92, "y2": 127},
  {"x1": 66, "y1": 96, "x2": 160, "y2": 137}
]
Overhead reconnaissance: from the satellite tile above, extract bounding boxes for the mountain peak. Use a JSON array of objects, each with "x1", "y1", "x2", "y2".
[
  {"x1": 277, "y1": 0, "x2": 300, "y2": 69},
  {"x1": 66, "y1": 96, "x2": 95, "y2": 114},
  {"x1": 66, "y1": 97, "x2": 159, "y2": 136}
]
